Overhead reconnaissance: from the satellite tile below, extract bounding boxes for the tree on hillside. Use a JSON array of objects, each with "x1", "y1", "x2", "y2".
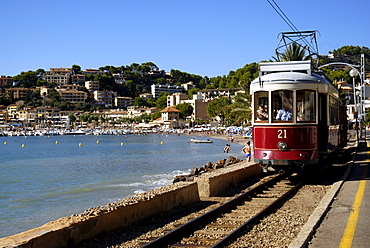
[
  {"x1": 12, "y1": 70, "x2": 43, "y2": 88},
  {"x1": 175, "y1": 102, "x2": 193, "y2": 119},
  {"x1": 330, "y1": 45, "x2": 370, "y2": 71},
  {"x1": 206, "y1": 97, "x2": 232, "y2": 125},
  {"x1": 124, "y1": 80, "x2": 136, "y2": 97},
  {"x1": 133, "y1": 97, "x2": 146, "y2": 106},
  {"x1": 156, "y1": 93, "x2": 169, "y2": 110},
  {"x1": 208, "y1": 63, "x2": 258, "y2": 90},
  {"x1": 72, "y1": 65, "x2": 81, "y2": 75}
]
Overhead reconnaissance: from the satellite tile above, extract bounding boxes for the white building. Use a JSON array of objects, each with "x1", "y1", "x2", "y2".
[
  {"x1": 93, "y1": 91, "x2": 113, "y2": 108},
  {"x1": 151, "y1": 84, "x2": 183, "y2": 98},
  {"x1": 167, "y1": 93, "x2": 188, "y2": 107},
  {"x1": 85, "y1": 81, "x2": 100, "y2": 93}
]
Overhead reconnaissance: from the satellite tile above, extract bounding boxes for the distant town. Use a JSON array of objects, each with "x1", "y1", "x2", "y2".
[{"x1": 0, "y1": 66, "x2": 244, "y2": 131}]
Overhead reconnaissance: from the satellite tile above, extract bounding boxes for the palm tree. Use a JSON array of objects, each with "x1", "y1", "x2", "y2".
[
  {"x1": 273, "y1": 43, "x2": 311, "y2": 62},
  {"x1": 228, "y1": 83, "x2": 252, "y2": 126}
]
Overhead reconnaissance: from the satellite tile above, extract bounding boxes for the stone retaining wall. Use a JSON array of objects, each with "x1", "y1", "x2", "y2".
[{"x1": 195, "y1": 163, "x2": 262, "y2": 199}]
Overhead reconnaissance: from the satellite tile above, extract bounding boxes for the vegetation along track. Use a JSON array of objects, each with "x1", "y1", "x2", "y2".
[{"x1": 140, "y1": 172, "x2": 302, "y2": 248}]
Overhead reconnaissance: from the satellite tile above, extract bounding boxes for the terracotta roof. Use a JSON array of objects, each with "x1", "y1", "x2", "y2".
[{"x1": 160, "y1": 106, "x2": 181, "y2": 113}]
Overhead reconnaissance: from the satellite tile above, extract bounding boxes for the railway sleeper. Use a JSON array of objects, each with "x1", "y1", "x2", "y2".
[
  {"x1": 221, "y1": 216, "x2": 253, "y2": 221},
  {"x1": 206, "y1": 223, "x2": 240, "y2": 228},
  {"x1": 236, "y1": 204, "x2": 268, "y2": 208},
  {"x1": 171, "y1": 244, "x2": 212, "y2": 248},
  {"x1": 259, "y1": 193, "x2": 284, "y2": 197},
  {"x1": 194, "y1": 230, "x2": 231, "y2": 236}
]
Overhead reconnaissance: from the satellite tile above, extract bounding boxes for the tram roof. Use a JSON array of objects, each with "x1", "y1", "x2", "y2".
[{"x1": 250, "y1": 61, "x2": 338, "y2": 96}]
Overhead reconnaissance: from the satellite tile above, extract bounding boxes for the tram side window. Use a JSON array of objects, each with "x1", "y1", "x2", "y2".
[
  {"x1": 273, "y1": 90, "x2": 293, "y2": 122},
  {"x1": 254, "y1": 91, "x2": 268, "y2": 122},
  {"x1": 329, "y1": 96, "x2": 339, "y2": 125},
  {"x1": 296, "y1": 90, "x2": 316, "y2": 122}
]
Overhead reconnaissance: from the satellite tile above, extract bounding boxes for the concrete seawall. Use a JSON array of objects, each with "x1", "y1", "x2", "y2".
[{"x1": 0, "y1": 162, "x2": 261, "y2": 248}]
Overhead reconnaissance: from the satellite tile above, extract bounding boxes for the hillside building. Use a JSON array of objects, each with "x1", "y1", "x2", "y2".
[
  {"x1": 93, "y1": 91, "x2": 114, "y2": 108},
  {"x1": 5, "y1": 88, "x2": 33, "y2": 100},
  {"x1": 114, "y1": 97, "x2": 133, "y2": 109},
  {"x1": 59, "y1": 89, "x2": 88, "y2": 103},
  {"x1": 43, "y1": 68, "x2": 72, "y2": 87},
  {"x1": 0, "y1": 76, "x2": 13, "y2": 87},
  {"x1": 151, "y1": 84, "x2": 183, "y2": 98}
]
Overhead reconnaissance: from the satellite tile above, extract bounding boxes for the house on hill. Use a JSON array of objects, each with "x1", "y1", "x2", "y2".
[
  {"x1": 159, "y1": 106, "x2": 183, "y2": 129},
  {"x1": 160, "y1": 106, "x2": 180, "y2": 121}
]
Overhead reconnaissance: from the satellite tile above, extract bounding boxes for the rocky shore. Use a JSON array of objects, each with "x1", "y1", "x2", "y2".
[{"x1": 173, "y1": 156, "x2": 244, "y2": 183}]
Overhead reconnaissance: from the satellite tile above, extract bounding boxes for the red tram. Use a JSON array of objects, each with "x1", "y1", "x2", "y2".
[{"x1": 250, "y1": 60, "x2": 347, "y2": 170}]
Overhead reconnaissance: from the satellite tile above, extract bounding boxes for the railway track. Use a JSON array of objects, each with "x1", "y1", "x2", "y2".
[{"x1": 139, "y1": 172, "x2": 303, "y2": 248}]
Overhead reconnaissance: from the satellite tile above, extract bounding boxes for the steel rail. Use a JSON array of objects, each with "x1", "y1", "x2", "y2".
[
  {"x1": 141, "y1": 173, "x2": 288, "y2": 248},
  {"x1": 211, "y1": 180, "x2": 303, "y2": 248}
]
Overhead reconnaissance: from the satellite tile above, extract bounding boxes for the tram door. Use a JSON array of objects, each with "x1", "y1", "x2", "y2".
[{"x1": 318, "y1": 94, "x2": 328, "y2": 155}]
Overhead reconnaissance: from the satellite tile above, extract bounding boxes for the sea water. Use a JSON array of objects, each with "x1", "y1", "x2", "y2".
[{"x1": 0, "y1": 133, "x2": 244, "y2": 238}]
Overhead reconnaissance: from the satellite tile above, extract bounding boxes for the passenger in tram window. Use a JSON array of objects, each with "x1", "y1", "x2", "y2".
[
  {"x1": 256, "y1": 104, "x2": 268, "y2": 121},
  {"x1": 276, "y1": 102, "x2": 292, "y2": 121},
  {"x1": 297, "y1": 103, "x2": 304, "y2": 121}
]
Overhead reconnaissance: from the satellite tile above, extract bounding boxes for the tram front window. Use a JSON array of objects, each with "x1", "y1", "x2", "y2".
[
  {"x1": 296, "y1": 90, "x2": 316, "y2": 122},
  {"x1": 273, "y1": 90, "x2": 293, "y2": 122},
  {"x1": 254, "y1": 91, "x2": 268, "y2": 122}
]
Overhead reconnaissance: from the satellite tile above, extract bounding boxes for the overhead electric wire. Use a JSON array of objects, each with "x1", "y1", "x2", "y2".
[
  {"x1": 266, "y1": 0, "x2": 318, "y2": 55},
  {"x1": 267, "y1": 0, "x2": 300, "y2": 33}
]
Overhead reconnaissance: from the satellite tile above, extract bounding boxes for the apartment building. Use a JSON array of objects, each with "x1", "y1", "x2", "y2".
[
  {"x1": 83, "y1": 69, "x2": 105, "y2": 76},
  {"x1": 43, "y1": 68, "x2": 72, "y2": 87},
  {"x1": 126, "y1": 106, "x2": 157, "y2": 118},
  {"x1": 58, "y1": 84, "x2": 81, "y2": 91},
  {"x1": 59, "y1": 89, "x2": 88, "y2": 103},
  {"x1": 72, "y1": 74, "x2": 86, "y2": 85},
  {"x1": 164, "y1": 93, "x2": 211, "y2": 120},
  {"x1": 5, "y1": 88, "x2": 32, "y2": 100},
  {"x1": 0, "y1": 105, "x2": 7, "y2": 124},
  {"x1": 139, "y1": 93, "x2": 153, "y2": 99},
  {"x1": 114, "y1": 96, "x2": 133, "y2": 109},
  {"x1": 181, "y1": 81, "x2": 196, "y2": 91},
  {"x1": 6, "y1": 104, "x2": 20, "y2": 122},
  {"x1": 151, "y1": 84, "x2": 183, "y2": 98},
  {"x1": 35, "y1": 107, "x2": 61, "y2": 125},
  {"x1": 183, "y1": 94, "x2": 210, "y2": 120},
  {"x1": 101, "y1": 110, "x2": 129, "y2": 122},
  {"x1": 85, "y1": 81, "x2": 100, "y2": 93},
  {"x1": 197, "y1": 88, "x2": 232, "y2": 101},
  {"x1": 0, "y1": 75, "x2": 13, "y2": 87},
  {"x1": 93, "y1": 91, "x2": 113, "y2": 108},
  {"x1": 167, "y1": 93, "x2": 188, "y2": 107},
  {"x1": 18, "y1": 106, "x2": 36, "y2": 125}
]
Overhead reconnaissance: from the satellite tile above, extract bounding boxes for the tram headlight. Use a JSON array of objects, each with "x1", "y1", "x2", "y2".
[{"x1": 277, "y1": 141, "x2": 288, "y2": 151}]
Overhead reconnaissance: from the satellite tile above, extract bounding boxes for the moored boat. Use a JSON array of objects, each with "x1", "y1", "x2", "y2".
[{"x1": 190, "y1": 138, "x2": 213, "y2": 143}]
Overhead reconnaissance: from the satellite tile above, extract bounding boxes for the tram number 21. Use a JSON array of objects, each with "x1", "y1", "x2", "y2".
[{"x1": 278, "y1": 129, "x2": 287, "y2": 138}]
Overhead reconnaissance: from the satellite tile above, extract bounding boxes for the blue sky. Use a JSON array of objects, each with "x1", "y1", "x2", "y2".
[{"x1": 1, "y1": 0, "x2": 369, "y2": 78}]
